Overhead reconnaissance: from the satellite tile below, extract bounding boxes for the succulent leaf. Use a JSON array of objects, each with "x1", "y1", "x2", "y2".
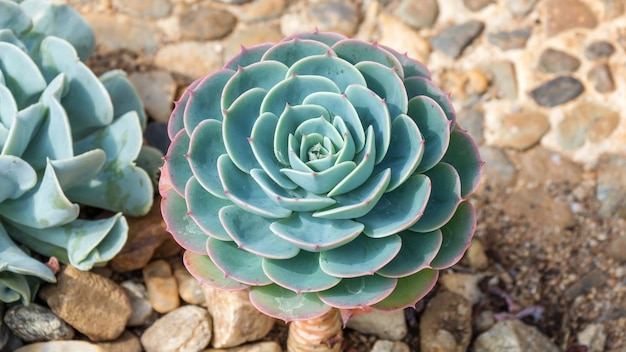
[{"x1": 161, "y1": 31, "x2": 481, "y2": 320}]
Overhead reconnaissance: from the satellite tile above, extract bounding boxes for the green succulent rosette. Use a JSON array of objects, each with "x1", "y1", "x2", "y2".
[
  {"x1": 0, "y1": 0, "x2": 155, "y2": 304},
  {"x1": 161, "y1": 31, "x2": 482, "y2": 321}
]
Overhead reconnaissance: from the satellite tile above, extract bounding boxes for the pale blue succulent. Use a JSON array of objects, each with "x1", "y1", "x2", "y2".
[
  {"x1": 0, "y1": 0, "x2": 156, "y2": 304},
  {"x1": 161, "y1": 31, "x2": 482, "y2": 321}
]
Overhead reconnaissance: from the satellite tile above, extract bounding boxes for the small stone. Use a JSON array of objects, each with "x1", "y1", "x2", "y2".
[
  {"x1": 3, "y1": 303, "x2": 74, "y2": 342},
  {"x1": 585, "y1": 41, "x2": 616, "y2": 60},
  {"x1": 110, "y1": 200, "x2": 171, "y2": 272},
  {"x1": 97, "y1": 331, "x2": 142, "y2": 352},
  {"x1": 544, "y1": 0, "x2": 598, "y2": 37},
  {"x1": 377, "y1": 12, "x2": 431, "y2": 63},
  {"x1": 537, "y1": 48, "x2": 580, "y2": 73},
  {"x1": 240, "y1": 0, "x2": 286, "y2": 22},
  {"x1": 439, "y1": 273, "x2": 484, "y2": 305},
  {"x1": 556, "y1": 109, "x2": 592, "y2": 151},
  {"x1": 530, "y1": 76, "x2": 583, "y2": 107},
  {"x1": 487, "y1": 28, "x2": 531, "y2": 50},
  {"x1": 431, "y1": 20, "x2": 485, "y2": 58},
  {"x1": 457, "y1": 108, "x2": 485, "y2": 145},
  {"x1": 565, "y1": 269, "x2": 609, "y2": 300},
  {"x1": 371, "y1": 340, "x2": 410, "y2": 352},
  {"x1": 129, "y1": 70, "x2": 176, "y2": 123},
  {"x1": 223, "y1": 26, "x2": 284, "y2": 60},
  {"x1": 465, "y1": 239, "x2": 489, "y2": 270},
  {"x1": 112, "y1": 0, "x2": 172, "y2": 18},
  {"x1": 556, "y1": 101, "x2": 620, "y2": 150},
  {"x1": 463, "y1": 0, "x2": 494, "y2": 11},
  {"x1": 179, "y1": 5, "x2": 237, "y2": 40},
  {"x1": 577, "y1": 323, "x2": 607, "y2": 352},
  {"x1": 588, "y1": 63, "x2": 615, "y2": 93},
  {"x1": 393, "y1": 0, "x2": 439, "y2": 29},
  {"x1": 503, "y1": 188, "x2": 575, "y2": 229},
  {"x1": 346, "y1": 309, "x2": 407, "y2": 340},
  {"x1": 204, "y1": 341, "x2": 282, "y2": 352},
  {"x1": 518, "y1": 147, "x2": 583, "y2": 186},
  {"x1": 39, "y1": 265, "x2": 131, "y2": 341},
  {"x1": 607, "y1": 236, "x2": 626, "y2": 262},
  {"x1": 474, "y1": 310, "x2": 495, "y2": 333},
  {"x1": 202, "y1": 286, "x2": 275, "y2": 348},
  {"x1": 596, "y1": 154, "x2": 626, "y2": 219},
  {"x1": 154, "y1": 42, "x2": 223, "y2": 79},
  {"x1": 420, "y1": 291, "x2": 472, "y2": 352},
  {"x1": 173, "y1": 261, "x2": 206, "y2": 305},
  {"x1": 473, "y1": 319, "x2": 559, "y2": 352},
  {"x1": 587, "y1": 109, "x2": 620, "y2": 143},
  {"x1": 280, "y1": 1, "x2": 359, "y2": 37},
  {"x1": 13, "y1": 341, "x2": 104, "y2": 352},
  {"x1": 143, "y1": 260, "x2": 180, "y2": 314},
  {"x1": 83, "y1": 14, "x2": 158, "y2": 54},
  {"x1": 477, "y1": 146, "x2": 517, "y2": 188},
  {"x1": 507, "y1": 0, "x2": 537, "y2": 17},
  {"x1": 141, "y1": 305, "x2": 212, "y2": 352},
  {"x1": 489, "y1": 60, "x2": 518, "y2": 100},
  {"x1": 120, "y1": 281, "x2": 155, "y2": 327},
  {"x1": 493, "y1": 112, "x2": 549, "y2": 150}
]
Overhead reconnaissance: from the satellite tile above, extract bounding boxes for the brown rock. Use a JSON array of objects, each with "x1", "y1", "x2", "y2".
[
  {"x1": 240, "y1": 0, "x2": 286, "y2": 22},
  {"x1": 493, "y1": 112, "x2": 549, "y2": 150},
  {"x1": 143, "y1": 260, "x2": 180, "y2": 313},
  {"x1": 607, "y1": 236, "x2": 626, "y2": 263},
  {"x1": 141, "y1": 305, "x2": 212, "y2": 352},
  {"x1": 179, "y1": 5, "x2": 236, "y2": 41},
  {"x1": 503, "y1": 188, "x2": 575, "y2": 229},
  {"x1": 518, "y1": 147, "x2": 582, "y2": 186},
  {"x1": 419, "y1": 291, "x2": 472, "y2": 352},
  {"x1": 173, "y1": 261, "x2": 206, "y2": 305},
  {"x1": 202, "y1": 286, "x2": 275, "y2": 348},
  {"x1": 543, "y1": 0, "x2": 598, "y2": 37},
  {"x1": 588, "y1": 63, "x2": 615, "y2": 93},
  {"x1": 110, "y1": 200, "x2": 171, "y2": 272},
  {"x1": 97, "y1": 331, "x2": 142, "y2": 352},
  {"x1": 439, "y1": 273, "x2": 484, "y2": 305},
  {"x1": 39, "y1": 266, "x2": 131, "y2": 341},
  {"x1": 154, "y1": 42, "x2": 223, "y2": 80}
]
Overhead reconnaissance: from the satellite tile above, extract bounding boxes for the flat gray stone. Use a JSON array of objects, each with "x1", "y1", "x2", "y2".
[
  {"x1": 4, "y1": 303, "x2": 74, "y2": 342},
  {"x1": 596, "y1": 153, "x2": 626, "y2": 219},
  {"x1": 530, "y1": 76, "x2": 583, "y2": 107},
  {"x1": 393, "y1": 0, "x2": 439, "y2": 29},
  {"x1": 487, "y1": 28, "x2": 531, "y2": 50},
  {"x1": 431, "y1": 20, "x2": 485, "y2": 58},
  {"x1": 538, "y1": 48, "x2": 580, "y2": 73},
  {"x1": 463, "y1": 0, "x2": 494, "y2": 11},
  {"x1": 584, "y1": 40, "x2": 615, "y2": 60},
  {"x1": 588, "y1": 63, "x2": 615, "y2": 93},
  {"x1": 489, "y1": 60, "x2": 518, "y2": 100}
]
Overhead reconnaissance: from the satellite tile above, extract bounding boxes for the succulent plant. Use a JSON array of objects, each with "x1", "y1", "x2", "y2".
[
  {"x1": 161, "y1": 31, "x2": 482, "y2": 321},
  {"x1": 0, "y1": 0, "x2": 155, "y2": 304}
]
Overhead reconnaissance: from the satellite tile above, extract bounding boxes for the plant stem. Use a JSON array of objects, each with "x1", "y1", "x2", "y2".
[{"x1": 287, "y1": 308, "x2": 343, "y2": 352}]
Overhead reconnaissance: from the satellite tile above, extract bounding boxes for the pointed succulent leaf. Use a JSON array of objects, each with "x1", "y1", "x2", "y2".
[
  {"x1": 270, "y1": 212, "x2": 363, "y2": 251},
  {"x1": 1, "y1": 102, "x2": 46, "y2": 158},
  {"x1": 286, "y1": 54, "x2": 367, "y2": 92},
  {"x1": 161, "y1": 188, "x2": 210, "y2": 254},
  {"x1": 0, "y1": 1, "x2": 32, "y2": 36},
  {"x1": 207, "y1": 238, "x2": 272, "y2": 286},
  {"x1": 332, "y1": 39, "x2": 404, "y2": 79},
  {"x1": 442, "y1": 129, "x2": 482, "y2": 197},
  {"x1": 164, "y1": 129, "x2": 193, "y2": 197},
  {"x1": 372, "y1": 269, "x2": 438, "y2": 310},
  {"x1": 358, "y1": 174, "x2": 431, "y2": 238},
  {"x1": 430, "y1": 201, "x2": 476, "y2": 269},
  {"x1": 168, "y1": 77, "x2": 202, "y2": 140},
  {"x1": 222, "y1": 61, "x2": 288, "y2": 110},
  {"x1": 319, "y1": 234, "x2": 401, "y2": 278},
  {"x1": 408, "y1": 95, "x2": 451, "y2": 173},
  {"x1": 377, "y1": 230, "x2": 442, "y2": 278},
  {"x1": 223, "y1": 88, "x2": 265, "y2": 172},
  {"x1": 405, "y1": 76, "x2": 455, "y2": 126},
  {"x1": 317, "y1": 275, "x2": 397, "y2": 309},
  {"x1": 184, "y1": 69, "x2": 234, "y2": 132},
  {"x1": 281, "y1": 161, "x2": 356, "y2": 195},
  {"x1": 382, "y1": 44, "x2": 431, "y2": 79},
  {"x1": 0, "y1": 84, "x2": 18, "y2": 129},
  {"x1": 327, "y1": 125, "x2": 376, "y2": 197},
  {"x1": 0, "y1": 42, "x2": 45, "y2": 108},
  {"x1": 250, "y1": 284, "x2": 332, "y2": 322},
  {"x1": 183, "y1": 251, "x2": 249, "y2": 291},
  {"x1": 355, "y1": 61, "x2": 408, "y2": 119},
  {"x1": 274, "y1": 104, "x2": 330, "y2": 165},
  {"x1": 185, "y1": 177, "x2": 232, "y2": 241},
  {"x1": 0, "y1": 155, "x2": 36, "y2": 203},
  {"x1": 283, "y1": 31, "x2": 346, "y2": 46},
  {"x1": 49, "y1": 150, "x2": 106, "y2": 191},
  {"x1": 100, "y1": 70, "x2": 146, "y2": 128},
  {"x1": 0, "y1": 223, "x2": 55, "y2": 282},
  {"x1": 261, "y1": 75, "x2": 340, "y2": 118},
  {"x1": 223, "y1": 43, "x2": 274, "y2": 70},
  {"x1": 262, "y1": 38, "x2": 331, "y2": 66},
  {"x1": 262, "y1": 251, "x2": 340, "y2": 293},
  {"x1": 188, "y1": 119, "x2": 229, "y2": 199}
]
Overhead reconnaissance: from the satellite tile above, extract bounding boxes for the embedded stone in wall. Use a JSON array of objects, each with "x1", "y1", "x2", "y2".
[
  {"x1": 544, "y1": 0, "x2": 598, "y2": 37},
  {"x1": 487, "y1": 28, "x2": 531, "y2": 50},
  {"x1": 431, "y1": 20, "x2": 485, "y2": 59},
  {"x1": 530, "y1": 76, "x2": 583, "y2": 107},
  {"x1": 538, "y1": 48, "x2": 580, "y2": 73},
  {"x1": 588, "y1": 63, "x2": 615, "y2": 93}
]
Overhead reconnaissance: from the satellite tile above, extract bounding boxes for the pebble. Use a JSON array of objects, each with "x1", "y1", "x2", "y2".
[
  {"x1": 377, "y1": 11, "x2": 431, "y2": 63},
  {"x1": 223, "y1": 26, "x2": 284, "y2": 60},
  {"x1": 587, "y1": 63, "x2": 615, "y2": 93},
  {"x1": 489, "y1": 60, "x2": 518, "y2": 100},
  {"x1": 173, "y1": 261, "x2": 206, "y2": 305},
  {"x1": 473, "y1": 310, "x2": 496, "y2": 333},
  {"x1": 607, "y1": 236, "x2": 626, "y2": 263},
  {"x1": 129, "y1": 70, "x2": 177, "y2": 123},
  {"x1": 202, "y1": 286, "x2": 276, "y2": 348},
  {"x1": 13, "y1": 341, "x2": 105, "y2": 352},
  {"x1": 84, "y1": 14, "x2": 159, "y2": 54},
  {"x1": 143, "y1": 259, "x2": 181, "y2": 314},
  {"x1": 371, "y1": 340, "x2": 410, "y2": 352},
  {"x1": 544, "y1": 0, "x2": 598, "y2": 37},
  {"x1": 518, "y1": 147, "x2": 582, "y2": 186},
  {"x1": 584, "y1": 40, "x2": 616, "y2": 60},
  {"x1": 204, "y1": 341, "x2": 282, "y2": 352},
  {"x1": 477, "y1": 146, "x2": 517, "y2": 189},
  {"x1": 456, "y1": 107, "x2": 485, "y2": 145},
  {"x1": 463, "y1": 0, "x2": 494, "y2": 12},
  {"x1": 110, "y1": 200, "x2": 171, "y2": 272},
  {"x1": 140, "y1": 305, "x2": 212, "y2": 352},
  {"x1": 577, "y1": 323, "x2": 607, "y2": 352},
  {"x1": 154, "y1": 41, "x2": 223, "y2": 79},
  {"x1": 507, "y1": 0, "x2": 537, "y2": 17},
  {"x1": 38, "y1": 265, "x2": 131, "y2": 342},
  {"x1": 492, "y1": 112, "x2": 549, "y2": 150},
  {"x1": 97, "y1": 331, "x2": 142, "y2": 352},
  {"x1": 280, "y1": 1, "x2": 359, "y2": 37},
  {"x1": 487, "y1": 28, "x2": 531, "y2": 50},
  {"x1": 240, "y1": 0, "x2": 286, "y2": 22},
  {"x1": 393, "y1": 0, "x2": 439, "y2": 29},
  {"x1": 431, "y1": 20, "x2": 485, "y2": 59},
  {"x1": 3, "y1": 303, "x2": 74, "y2": 342},
  {"x1": 346, "y1": 309, "x2": 407, "y2": 341},
  {"x1": 179, "y1": 5, "x2": 237, "y2": 41},
  {"x1": 503, "y1": 188, "x2": 575, "y2": 229},
  {"x1": 556, "y1": 101, "x2": 620, "y2": 150},
  {"x1": 472, "y1": 319, "x2": 559, "y2": 352},
  {"x1": 419, "y1": 291, "x2": 472, "y2": 352},
  {"x1": 537, "y1": 48, "x2": 580, "y2": 73},
  {"x1": 596, "y1": 153, "x2": 626, "y2": 219},
  {"x1": 529, "y1": 76, "x2": 584, "y2": 107},
  {"x1": 120, "y1": 281, "x2": 155, "y2": 326},
  {"x1": 111, "y1": 0, "x2": 172, "y2": 18},
  {"x1": 564, "y1": 269, "x2": 609, "y2": 300},
  {"x1": 439, "y1": 273, "x2": 484, "y2": 305}
]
